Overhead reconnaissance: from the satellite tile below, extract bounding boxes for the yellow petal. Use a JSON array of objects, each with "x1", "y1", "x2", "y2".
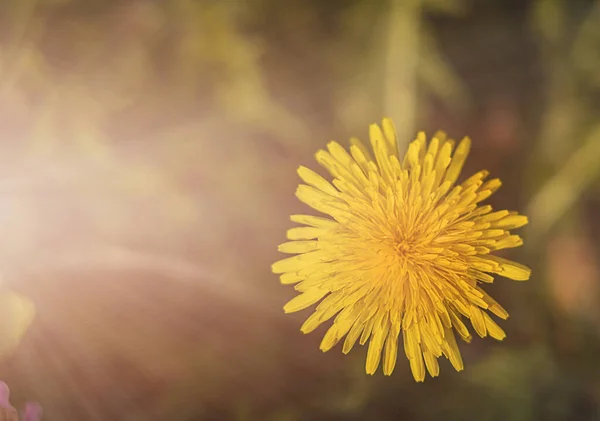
[
  {"x1": 278, "y1": 241, "x2": 319, "y2": 254},
  {"x1": 409, "y1": 351, "x2": 426, "y2": 382},
  {"x1": 403, "y1": 135, "x2": 422, "y2": 170},
  {"x1": 423, "y1": 350, "x2": 440, "y2": 377},
  {"x1": 486, "y1": 256, "x2": 531, "y2": 281},
  {"x1": 444, "y1": 137, "x2": 471, "y2": 186},
  {"x1": 327, "y1": 141, "x2": 355, "y2": 169},
  {"x1": 342, "y1": 320, "x2": 365, "y2": 354},
  {"x1": 369, "y1": 123, "x2": 394, "y2": 184},
  {"x1": 272, "y1": 251, "x2": 329, "y2": 273},
  {"x1": 301, "y1": 310, "x2": 325, "y2": 333},
  {"x1": 480, "y1": 178, "x2": 502, "y2": 195},
  {"x1": 349, "y1": 137, "x2": 373, "y2": 163},
  {"x1": 366, "y1": 323, "x2": 388, "y2": 375},
  {"x1": 381, "y1": 117, "x2": 398, "y2": 154},
  {"x1": 425, "y1": 137, "x2": 440, "y2": 163},
  {"x1": 442, "y1": 327, "x2": 464, "y2": 371},
  {"x1": 382, "y1": 326, "x2": 400, "y2": 375},
  {"x1": 493, "y1": 235, "x2": 523, "y2": 250},
  {"x1": 433, "y1": 141, "x2": 453, "y2": 187},
  {"x1": 449, "y1": 310, "x2": 471, "y2": 341},
  {"x1": 315, "y1": 150, "x2": 359, "y2": 186},
  {"x1": 469, "y1": 305, "x2": 487, "y2": 337},
  {"x1": 480, "y1": 210, "x2": 509, "y2": 222},
  {"x1": 492, "y1": 215, "x2": 529, "y2": 229},
  {"x1": 290, "y1": 214, "x2": 337, "y2": 228},
  {"x1": 297, "y1": 166, "x2": 339, "y2": 196},
  {"x1": 483, "y1": 313, "x2": 506, "y2": 340},
  {"x1": 320, "y1": 324, "x2": 341, "y2": 351},
  {"x1": 280, "y1": 272, "x2": 303, "y2": 284},
  {"x1": 284, "y1": 289, "x2": 329, "y2": 313},
  {"x1": 286, "y1": 226, "x2": 327, "y2": 240}
]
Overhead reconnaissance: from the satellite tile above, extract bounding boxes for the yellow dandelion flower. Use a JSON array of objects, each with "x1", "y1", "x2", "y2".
[{"x1": 272, "y1": 118, "x2": 531, "y2": 382}]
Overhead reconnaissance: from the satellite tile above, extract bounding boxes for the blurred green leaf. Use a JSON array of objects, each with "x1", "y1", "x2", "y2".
[
  {"x1": 418, "y1": 29, "x2": 468, "y2": 110},
  {"x1": 572, "y1": 1, "x2": 600, "y2": 88},
  {"x1": 531, "y1": 0, "x2": 565, "y2": 45},
  {"x1": 468, "y1": 347, "x2": 556, "y2": 421},
  {"x1": 423, "y1": 0, "x2": 466, "y2": 15},
  {"x1": 527, "y1": 124, "x2": 600, "y2": 242}
]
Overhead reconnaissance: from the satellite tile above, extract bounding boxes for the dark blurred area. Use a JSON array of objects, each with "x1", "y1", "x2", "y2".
[{"x1": 0, "y1": 0, "x2": 598, "y2": 420}]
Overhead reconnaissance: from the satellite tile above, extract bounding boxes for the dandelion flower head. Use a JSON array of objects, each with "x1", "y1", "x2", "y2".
[{"x1": 272, "y1": 118, "x2": 531, "y2": 381}]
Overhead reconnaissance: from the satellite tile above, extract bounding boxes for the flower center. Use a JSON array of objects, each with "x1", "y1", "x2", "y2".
[{"x1": 394, "y1": 241, "x2": 413, "y2": 257}]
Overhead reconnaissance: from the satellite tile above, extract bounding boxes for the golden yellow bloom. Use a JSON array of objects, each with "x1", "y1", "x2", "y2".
[{"x1": 272, "y1": 118, "x2": 531, "y2": 381}]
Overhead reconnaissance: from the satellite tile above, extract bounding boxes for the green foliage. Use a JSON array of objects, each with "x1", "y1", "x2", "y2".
[{"x1": 0, "y1": 1, "x2": 598, "y2": 420}]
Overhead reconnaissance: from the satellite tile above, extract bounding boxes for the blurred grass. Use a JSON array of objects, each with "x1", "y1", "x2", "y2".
[{"x1": 0, "y1": 0, "x2": 597, "y2": 420}]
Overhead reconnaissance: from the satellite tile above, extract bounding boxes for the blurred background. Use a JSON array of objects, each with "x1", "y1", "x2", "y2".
[{"x1": 0, "y1": 0, "x2": 599, "y2": 419}]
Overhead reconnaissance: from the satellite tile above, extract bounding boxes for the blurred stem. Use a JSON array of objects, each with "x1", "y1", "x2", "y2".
[
  {"x1": 530, "y1": 0, "x2": 576, "y2": 164},
  {"x1": 572, "y1": 0, "x2": 600, "y2": 87},
  {"x1": 382, "y1": 0, "x2": 421, "y2": 153},
  {"x1": 533, "y1": 61, "x2": 578, "y2": 166},
  {"x1": 526, "y1": 0, "x2": 598, "y2": 245},
  {"x1": 526, "y1": 124, "x2": 600, "y2": 245},
  {"x1": 418, "y1": 28, "x2": 468, "y2": 112}
]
